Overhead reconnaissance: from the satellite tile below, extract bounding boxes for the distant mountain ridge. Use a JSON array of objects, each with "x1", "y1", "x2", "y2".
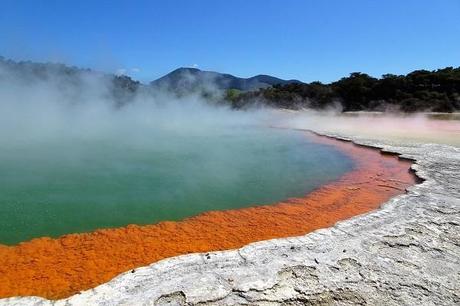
[
  {"x1": 2, "y1": 57, "x2": 458, "y2": 112},
  {"x1": 150, "y1": 67, "x2": 302, "y2": 92}
]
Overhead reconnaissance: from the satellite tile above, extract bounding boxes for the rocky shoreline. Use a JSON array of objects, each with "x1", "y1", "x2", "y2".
[{"x1": 1, "y1": 131, "x2": 459, "y2": 305}]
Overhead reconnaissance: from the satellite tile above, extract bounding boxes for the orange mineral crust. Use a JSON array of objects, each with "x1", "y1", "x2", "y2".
[{"x1": 0, "y1": 134, "x2": 417, "y2": 300}]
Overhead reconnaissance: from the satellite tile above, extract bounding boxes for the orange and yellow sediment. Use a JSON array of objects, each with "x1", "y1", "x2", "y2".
[{"x1": 0, "y1": 134, "x2": 418, "y2": 299}]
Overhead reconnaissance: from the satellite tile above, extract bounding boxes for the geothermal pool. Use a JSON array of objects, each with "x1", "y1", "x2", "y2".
[{"x1": 0, "y1": 127, "x2": 354, "y2": 245}]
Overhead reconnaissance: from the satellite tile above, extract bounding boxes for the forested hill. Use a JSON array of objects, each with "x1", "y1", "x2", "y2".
[
  {"x1": 0, "y1": 57, "x2": 141, "y2": 107},
  {"x1": 226, "y1": 67, "x2": 460, "y2": 113}
]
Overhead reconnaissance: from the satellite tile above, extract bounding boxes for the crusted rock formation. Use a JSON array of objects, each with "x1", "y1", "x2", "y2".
[{"x1": 1, "y1": 132, "x2": 459, "y2": 306}]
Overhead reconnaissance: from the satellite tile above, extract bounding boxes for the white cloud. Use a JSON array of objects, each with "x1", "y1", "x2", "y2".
[
  {"x1": 116, "y1": 68, "x2": 140, "y2": 76},
  {"x1": 115, "y1": 68, "x2": 127, "y2": 76}
]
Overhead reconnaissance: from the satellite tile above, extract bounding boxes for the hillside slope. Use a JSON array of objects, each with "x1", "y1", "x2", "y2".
[{"x1": 150, "y1": 67, "x2": 301, "y2": 92}]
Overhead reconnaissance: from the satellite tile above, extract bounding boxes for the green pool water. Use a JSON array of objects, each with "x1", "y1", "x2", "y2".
[{"x1": 0, "y1": 127, "x2": 354, "y2": 245}]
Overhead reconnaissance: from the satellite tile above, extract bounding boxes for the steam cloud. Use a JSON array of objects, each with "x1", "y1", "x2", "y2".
[
  {"x1": 0, "y1": 62, "x2": 277, "y2": 149},
  {"x1": 0, "y1": 60, "x2": 458, "y2": 151}
]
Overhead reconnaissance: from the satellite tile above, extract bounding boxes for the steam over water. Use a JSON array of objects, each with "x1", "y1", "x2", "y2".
[
  {"x1": 0, "y1": 126, "x2": 353, "y2": 245},
  {"x1": 0, "y1": 66, "x2": 354, "y2": 245}
]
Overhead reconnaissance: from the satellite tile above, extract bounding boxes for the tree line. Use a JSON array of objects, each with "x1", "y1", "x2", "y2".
[{"x1": 225, "y1": 67, "x2": 460, "y2": 112}]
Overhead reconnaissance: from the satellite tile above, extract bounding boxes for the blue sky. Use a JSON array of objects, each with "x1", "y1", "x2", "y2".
[{"x1": 1, "y1": 0, "x2": 459, "y2": 83}]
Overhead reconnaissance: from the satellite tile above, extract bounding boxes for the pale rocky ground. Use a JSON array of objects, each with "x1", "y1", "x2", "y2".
[{"x1": 1, "y1": 130, "x2": 459, "y2": 306}]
